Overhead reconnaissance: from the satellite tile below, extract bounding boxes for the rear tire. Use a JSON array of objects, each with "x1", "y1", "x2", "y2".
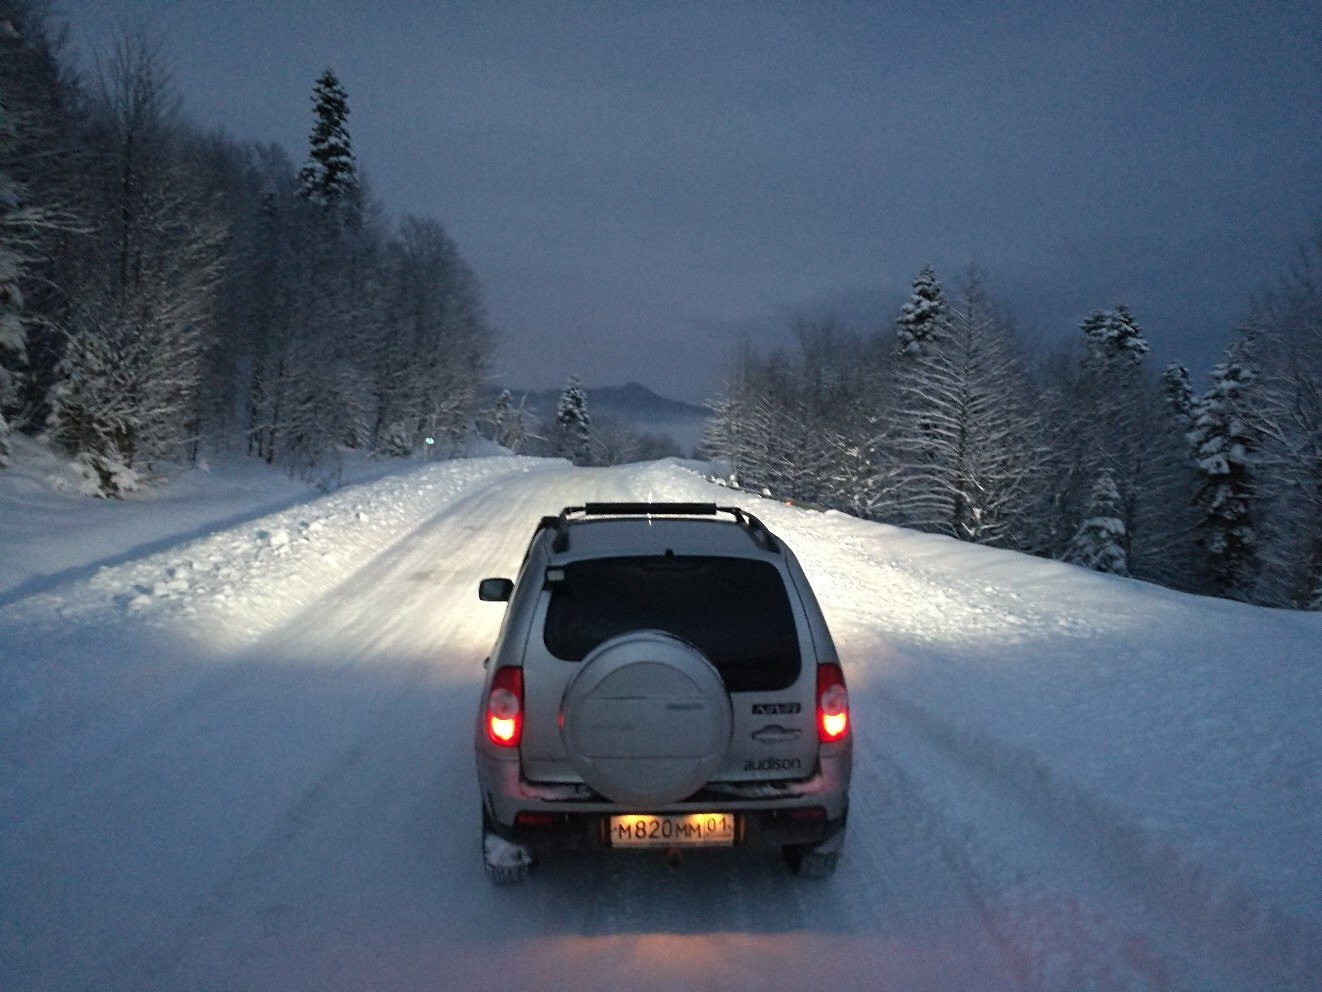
[
  {"x1": 783, "y1": 843, "x2": 839, "y2": 878},
  {"x1": 482, "y1": 809, "x2": 533, "y2": 884}
]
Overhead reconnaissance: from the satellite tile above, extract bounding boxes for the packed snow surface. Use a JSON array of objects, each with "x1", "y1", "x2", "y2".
[{"x1": 1, "y1": 451, "x2": 1318, "y2": 991}]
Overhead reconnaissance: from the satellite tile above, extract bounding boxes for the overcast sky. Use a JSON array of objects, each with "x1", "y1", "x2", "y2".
[{"x1": 61, "y1": 1, "x2": 1322, "y2": 403}]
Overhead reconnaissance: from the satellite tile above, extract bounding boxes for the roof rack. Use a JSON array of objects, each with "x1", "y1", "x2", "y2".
[{"x1": 539, "y1": 502, "x2": 780, "y2": 554}]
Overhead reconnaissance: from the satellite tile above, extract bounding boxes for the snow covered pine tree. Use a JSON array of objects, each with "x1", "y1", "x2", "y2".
[
  {"x1": 297, "y1": 69, "x2": 357, "y2": 207},
  {"x1": 1190, "y1": 336, "x2": 1257, "y2": 599},
  {"x1": 1063, "y1": 468, "x2": 1130, "y2": 576},
  {"x1": 556, "y1": 375, "x2": 591, "y2": 465}
]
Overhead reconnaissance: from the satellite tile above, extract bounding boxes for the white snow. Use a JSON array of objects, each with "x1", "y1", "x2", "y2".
[
  {"x1": 1, "y1": 448, "x2": 1318, "y2": 991},
  {"x1": 484, "y1": 832, "x2": 534, "y2": 870}
]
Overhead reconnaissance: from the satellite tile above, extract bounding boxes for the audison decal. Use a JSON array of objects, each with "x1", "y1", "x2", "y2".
[{"x1": 743, "y1": 756, "x2": 803, "y2": 773}]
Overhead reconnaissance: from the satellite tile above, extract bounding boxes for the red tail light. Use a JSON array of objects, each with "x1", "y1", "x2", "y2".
[
  {"x1": 817, "y1": 663, "x2": 849, "y2": 743},
  {"x1": 486, "y1": 666, "x2": 524, "y2": 747}
]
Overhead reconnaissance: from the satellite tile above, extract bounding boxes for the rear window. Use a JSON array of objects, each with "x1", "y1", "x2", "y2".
[{"x1": 543, "y1": 555, "x2": 801, "y2": 692}]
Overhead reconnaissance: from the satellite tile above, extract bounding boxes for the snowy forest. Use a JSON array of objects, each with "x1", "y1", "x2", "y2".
[
  {"x1": 4, "y1": 2, "x2": 1321, "y2": 611},
  {"x1": 0, "y1": 4, "x2": 495, "y2": 494},
  {"x1": 703, "y1": 257, "x2": 1322, "y2": 610}
]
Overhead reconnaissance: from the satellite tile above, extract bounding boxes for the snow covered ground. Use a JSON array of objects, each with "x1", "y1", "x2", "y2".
[{"x1": 1, "y1": 447, "x2": 1318, "y2": 991}]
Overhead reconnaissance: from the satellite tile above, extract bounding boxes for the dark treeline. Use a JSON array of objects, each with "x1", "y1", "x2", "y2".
[
  {"x1": 704, "y1": 251, "x2": 1322, "y2": 610},
  {"x1": 0, "y1": 3, "x2": 494, "y2": 493}
]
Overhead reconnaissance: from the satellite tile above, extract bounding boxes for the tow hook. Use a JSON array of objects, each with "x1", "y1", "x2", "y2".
[{"x1": 664, "y1": 847, "x2": 683, "y2": 868}]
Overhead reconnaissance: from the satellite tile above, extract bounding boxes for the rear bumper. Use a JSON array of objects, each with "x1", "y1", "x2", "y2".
[
  {"x1": 477, "y1": 747, "x2": 851, "y2": 852},
  {"x1": 485, "y1": 804, "x2": 847, "y2": 853}
]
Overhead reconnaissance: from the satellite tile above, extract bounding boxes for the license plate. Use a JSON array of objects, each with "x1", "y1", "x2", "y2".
[{"x1": 609, "y1": 812, "x2": 736, "y2": 848}]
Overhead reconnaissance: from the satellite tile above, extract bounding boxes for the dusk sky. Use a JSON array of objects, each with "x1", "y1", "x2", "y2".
[{"x1": 61, "y1": 1, "x2": 1322, "y2": 403}]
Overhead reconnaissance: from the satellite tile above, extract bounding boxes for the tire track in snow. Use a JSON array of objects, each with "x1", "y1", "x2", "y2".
[{"x1": 867, "y1": 684, "x2": 1321, "y2": 992}]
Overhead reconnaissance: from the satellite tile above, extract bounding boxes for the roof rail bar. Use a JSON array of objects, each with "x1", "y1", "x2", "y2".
[
  {"x1": 542, "y1": 501, "x2": 780, "y2": 554},
  {"x1": 582, "y1": 501, "x2": 717, "y2": 516},
  {"x1": 716, "y1": 505, "x2": 779, "y2": 553}
]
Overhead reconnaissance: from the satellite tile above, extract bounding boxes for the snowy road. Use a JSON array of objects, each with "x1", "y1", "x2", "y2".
[{"x1": 2, "y1": 459, "x2": 1318, "y2": 990}]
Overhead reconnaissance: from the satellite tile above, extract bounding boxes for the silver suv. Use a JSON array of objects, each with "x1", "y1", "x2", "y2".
[{"x1": 474, "y1": 502, "x2": 851, "y2": 883}]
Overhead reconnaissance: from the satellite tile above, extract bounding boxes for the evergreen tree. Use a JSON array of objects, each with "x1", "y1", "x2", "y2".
[
  {"x1": 296, "y1": 69, "x2": 357, "y2": 208},
  {"x1": 881, "y1": 269, "x2": 1039, "y2": 545},
  {"x1": 880, "y1": 265, "x2": 951, "y2": 523},
  {"x1": 1161, "y1": 362, "x2": 1195, "y2": 425},
  {"x1": 1045, "y1": 303, "x2": 1188, "y2": 581},
  {"x1": 555, "y1": 375, "x2": 591, "y2": 465},
  {"x1": 895, "y1": 264, "x2": 946, "y2": 357},
  {"x1": 1083, "y1": 304, "x2": 1149, "y2": 366},
  {"x1": 284, "y1": 69, "x2": 374, "y2": 468},
  {"x1": 1189, "y1": 337, "x2": 1257, "y2": 599},
  {"x1": 1063, "y1": 469, "x2": 1129, "y2": 575}
]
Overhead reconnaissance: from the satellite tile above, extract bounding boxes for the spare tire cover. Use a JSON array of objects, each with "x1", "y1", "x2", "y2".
[{"x1": 560, "y1": 630, "x2": 733, "y2": 806}]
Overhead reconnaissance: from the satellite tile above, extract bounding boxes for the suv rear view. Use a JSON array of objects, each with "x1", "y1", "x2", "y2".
[{"x1": 474, "y1": 502, "x2": 851, "y2": 882}]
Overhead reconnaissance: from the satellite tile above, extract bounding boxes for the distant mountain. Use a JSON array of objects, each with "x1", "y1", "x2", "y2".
[{"x1": 487, "y1": 382, "x2": 712, "y2": 453}]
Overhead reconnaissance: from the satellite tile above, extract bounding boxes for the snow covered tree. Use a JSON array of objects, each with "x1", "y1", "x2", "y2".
[
  {"x1": 556, "y1": 375, "x2": 591, "y2": 465},
  {"x1": 703, "y1": 343, "x2": 826, "y2": 500},
  {"x1": 1234, "y1": 230, "x2": 1322, "y2": 607},
  {"x1": 277, "y1": 69, "x2": 381, "y2": 469},
  {"x1": 895, "y1": 264, "x2": 947, "y2": 357},
  {"x1": 591, "y1": 413, "x2": 642, "y2": 466},
  {"x1": 702, "y1": 374, "x2": 749, "y2": 481},
  {"x1": 1082, "y1": 304, "x2": 1149, "y2": 367},
  {"x1": 812, "y1": 329, "x2": 894, "y2": 518},
  {"x1": 879, "y1": 265, "x2": 953, "y2": 522},
  {"x1": 880, "y1": 269, "x2": 1040, "y2": 545},
  {"x1": 489, "y1": 388, "x2": 511, "y2": 443},
  {"x1": 1161, "y1": 362, "x2": 1195, "y2": 426},
  {"x1": 1189, "y1": 335, "x2": 1257, "y2": 600},
  {"x1": 46, "y1": 32, "x2": 225, "y2": 495},
  {"x1": 368, "y1": 215, "x2": 491, "y2": 457},
  {"x1": 489, "y1": 388, "x2": 529, "y2": 452},
  {"x1": 1063, "y1": 469, "x2": 1129, "y2": 575},
  {"x1": 240, "y1": 164, "x2": 300, "y2": 463},
  {"x1": 0, "y1": 1, "x2": 86, "y2": 451},
  {"x1": 1039, "y1": 303, "x2": 1194, "y2": 583},
  {"x1": 0, "y1": 7, "x2": 498, "y2": 488},
  {"x1": 296, "y1": 69, "x2": 357, "y2": 210}
]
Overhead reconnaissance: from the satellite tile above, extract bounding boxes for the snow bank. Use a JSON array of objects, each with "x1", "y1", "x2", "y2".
[
  {"x1": 0, "y1": 455, "x2": 555, "y2": 761},
  {"x1": 18, "y1": 456, "x2": 548, "y2": 643},
  {"x1": 0, "y1": 436, "x2": 477, "y2": 602}
]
